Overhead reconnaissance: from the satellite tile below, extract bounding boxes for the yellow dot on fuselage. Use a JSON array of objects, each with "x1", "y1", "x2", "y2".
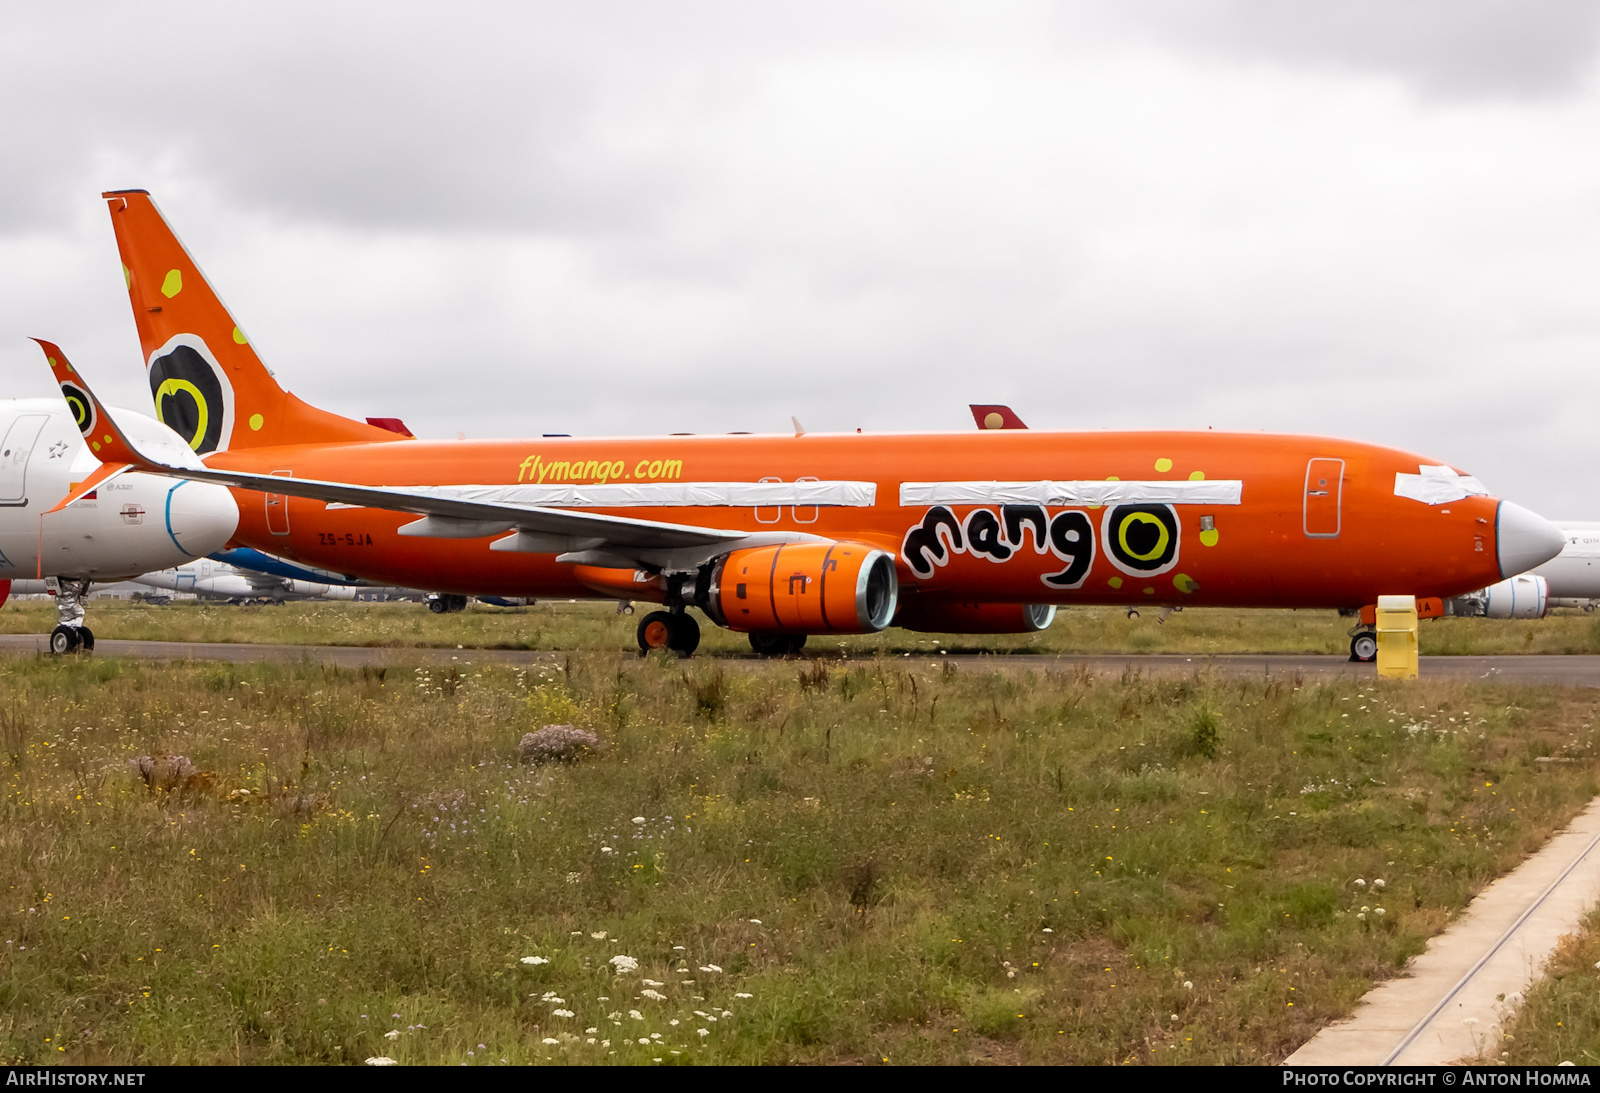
[
  {"x1": 1189, "y1": 470, "x2": 1205, "y2": 481},
  {"x1": 161, "y1": 269, "x2": 183, "y2": 298},
  {"x1": 1174, "y1": 574, "x2": 1197, "y2": 594},
  {"x1": 249, "y1": 414, "x2": 263, "y2": 431},
  {"x1": 1108, "y1": 577, "x2": 1123, "y2": 589},
  {"x1": 1154, "y1": 458, "x2": 1172, "y2": 472},
  {"x1": 233, "y1": 327, "x2": 248, "y2": 345},
  {"x1": 1105, "y1": 475, "x2": 1119, "y2": 481},
  {"x1": 1143, "y1": 587, "x2": 1155, "y2": 595},
  {"x1": 1199, "y1": 529, "x2": 1219, "y2": 547}
]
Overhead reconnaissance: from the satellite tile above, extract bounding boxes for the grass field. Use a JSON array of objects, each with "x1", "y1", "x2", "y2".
[
  {"x1": 4, "y1": 598, "x2": 1600, "y2": 657},
  {"x1": 1, "y1": 649, "x2": 1596, "y2": 1064}
]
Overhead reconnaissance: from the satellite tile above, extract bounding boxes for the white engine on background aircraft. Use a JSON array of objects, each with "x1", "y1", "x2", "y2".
[{"x1": 0, "y1": 398, "x2": 238, "y2": 651}]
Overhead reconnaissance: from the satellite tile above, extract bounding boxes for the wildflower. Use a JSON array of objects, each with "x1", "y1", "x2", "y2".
[
  {"x1": 699, "y1": 964, "x2": 723, "y2": 973},
  {"x1": 541, "y1": 992, "x2": 562, "y2": 1001},
  {"x1": 552, "y1": 1009, "x2": 575, "y2": 1018},
  {"x1": 638, "y1": 1038, "x2": 651, "y2": 1046},
  {"x1": 591, "y1": 932, "x2": 607, "y2": 940},
  {"x1": 632, "y1": 817, "x2": 646, "y2": 825},
  {"x1": 365, "y1": 1057, "x2": 397, "y2": 1066},
  {"x1": 1183, "y1": 981, "x2": 1193, "y2": 990},
  {"x1": 641, "y1": 989, "x2": 667, "y2": 1001},
  {"x1": 749, "y1": 919, "x2": 762, "y2": 925},
  {"x1": 521, "y1": 956, "x2": 550, "y2": 965},
  {"x1": 629, "y1": 1010, "x2": 644, "y2": 1021},
  {"x1": 585, "y1": 1027, "x2": 598, "y2": 1034},
  {"x1": 1354, "y1": 878, "x2": 1366, "y2": 887},
  {"x1": 697, "y1": 1029, "x2": 710, "y2": 1037},
  {"x1": 642, "y1": 978, "x2": 664, "y2": 986},
  {"x1": 734, "y1": 993, "x2": 752, "y2": 999},
  {"x1": 669, "y1": 1019, "x2": 680, "y2": 1026},
  {"x1": 384, "y1": 1030, "x2": 400, "y2": 1040},
  {"x1": 721, "y1": 1010, "x2": 733, "y2": 1018},
  {"x1": 610, "y1": 955, "x2": 639, "y2": 973},
  {"x1": 1373, "y1": 879, "x2": 1386, "y2": 890},
  {"x1": 542, "y1": 1037, "x2": 560, "y2": 1045},
  {"x1": 1375, "y1": 908, "x2": 1386, "y2": 916}
]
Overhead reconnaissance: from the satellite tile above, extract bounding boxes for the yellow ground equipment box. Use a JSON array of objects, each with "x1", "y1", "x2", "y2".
[{"x1": 1375, "y1": 594, "x2": 1419, "y2": 680}]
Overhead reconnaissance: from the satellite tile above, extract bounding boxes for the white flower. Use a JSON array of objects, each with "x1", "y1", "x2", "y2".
[
  {"x1": 749, "y1": 919, "x2": 762, "y2": 924},
  {"x1": 640, "y1": 989, "x2": 667, "y2": 1001},
  {"x1": 1373, "y1": 879, "x2": 1386, "y2": 890},
  {"x1": 669, "y1": 1019, "x2": 680, "y2": 1026},
  {"x1": 601, "y1": 1040, "x2": 611, "y2": 1048},
  {"x1": 585, "y1": 1027, "x2": 598, "y2": 1034},
  {"x1": 699, "y1": 964, "x2": 723, "y2": 973},
  {"x1": 642, "y1": 978, "x2": 664, "y2": 987},
  {"x1": 601, "y1": 847, "x2": 614, "y2": 854},
  {"x1": 586, "y1": 1038, "x2": 596, "y2": 1045},
  {"x1": 638, "y1": 1038, "x2": 651, "y2": 1045},
  {"x1": 697, "y1": 1028, "x2": 710, "y2": 1037},
  {"x1": 590, "y1": 932, "x2": 607, "y2": 940},
  {"x1": 650, "y1": 1033, "x2": 662, "y2": 1040},
  {"x1": 520, "y1": 955, "x2": 550, "y2": 965},
  {"x1": 552, "y1": 1009, "x2": 575, "y2": 1018},
  {"x1": 629, "y1": 1009, "x2": 644, "y2": 1021},
  {"x1": 365, "y1": 1057, "x2": 397, "y2": 1066},
  {"x1": 735, "y1": 993, "x2": 752, "y2": 999},
  {"x1": 721, "y1": 1010, "x2": 732, "y2": 1018},
  {"x1": 541, "y1": 993, "x2": 565, "y2": 1003},
  {"x1": 610, "y1": 955, "x2": 639, "y2": 973},
  {"x1": 542, "y1": 1037, "x2": 560, "y2": 1045},
  {"x1": 1183, "y1": 981, "x2": 1193, "y2": 990},
  {"x1": 632, "y1": 817, "x2": 646, "y2": 825},
  {"x1": 1375, "y1": 908, "x2": 1386, "y2": 916},
  {"x1": 384, "y1": 1030, "x2": 400, "y2": 1040}
]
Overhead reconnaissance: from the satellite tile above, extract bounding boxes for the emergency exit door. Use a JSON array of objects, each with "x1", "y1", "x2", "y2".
[{"x1": 1304, "y1": 458, "x2": 1344, "y2": 538}]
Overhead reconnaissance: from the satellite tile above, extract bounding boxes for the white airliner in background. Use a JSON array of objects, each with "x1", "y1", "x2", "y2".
[
  {"x1": 1448, "y1": 524, "x2": 1600, "y2": 619},
  {"x1": 0, "y1": 398, "x2": 238, "y2": 650}
]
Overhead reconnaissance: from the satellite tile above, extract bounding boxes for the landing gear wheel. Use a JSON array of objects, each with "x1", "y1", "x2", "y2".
[
  {"x1": 428, "y1": 596, "x2": 448, "y2": 614},
  {"x1": 749, "y1": 632, "x2": 805, "y2": 657},
  {"x1": 669, "y1": 612, "x2": 700, "y2": 657},
  {"x1": 49, "y1": 625, "x2": 81, "y2": 655},
  {"x1": 77, "y1": 627, "x2": 94, "y2": 652},
  {"x1": 638, "y1": 611, "x2": 676, "y2": 655},
  {"x1": 1350, "y1": 631, "x2": 1378, "y2": 663}
]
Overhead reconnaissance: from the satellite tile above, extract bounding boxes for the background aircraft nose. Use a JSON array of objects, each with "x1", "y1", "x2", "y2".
[
  {"x1": 1497, "y1": 500, "x2": 1565, "y2": 579},
  {"x1": 164, "y1": 480, "x2": 240, "y2": 558}
]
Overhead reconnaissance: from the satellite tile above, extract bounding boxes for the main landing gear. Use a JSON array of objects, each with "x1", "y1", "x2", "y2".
[
  {"x1": 749, "y1": 633, "x2": 807, "y2": 658},
  {"x1": 1349, "y1": 628, "x2": 1378, "y2": 663},
  {"x1": 427, "y1": 594, "x2": 469, "y2": 614},
  {"x1": 637, "y1": 610, "x2": 700, "y2": 657},
  {"x1": 48, "y1": 577, "x2": 94, "y2": 655}
]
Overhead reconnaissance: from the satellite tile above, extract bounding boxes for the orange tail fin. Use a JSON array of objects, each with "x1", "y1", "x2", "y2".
[{"x1": 102, "y1": 189, "x2": 404, "y2": 455}]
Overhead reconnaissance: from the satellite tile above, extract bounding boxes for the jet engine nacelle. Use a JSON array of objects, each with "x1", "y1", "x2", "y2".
[
  {"x1": 1448, "y1": 574, "x2": 1549, "y2": 619},
  {"x1": 895, "y1": 601, "x2": 1057, "y2": 634},
  {"x1": 705, "y1": 542, "x2": 898, "y2": 634}
]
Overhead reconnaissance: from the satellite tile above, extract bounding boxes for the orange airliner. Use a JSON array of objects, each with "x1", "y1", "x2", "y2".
[{"x1": 43, "y1": 190, "x2": 1565, "y2": 658}]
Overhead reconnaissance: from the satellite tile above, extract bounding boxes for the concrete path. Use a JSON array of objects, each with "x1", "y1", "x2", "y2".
[
  {"x1": 3, "y1": 635, "x2": 1600, "y2": 684},
  {"x1": 1287, "y1": 797, "x2": 1600, "y2": 1066}
]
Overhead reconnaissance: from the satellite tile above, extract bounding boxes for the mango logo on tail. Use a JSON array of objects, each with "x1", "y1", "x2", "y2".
[
  {"x1": 59, "y1": 380, "x2": 95, "y2": 438},
  {"x1": 146, "y1": 334, "x2": 235, "y2": 454}
]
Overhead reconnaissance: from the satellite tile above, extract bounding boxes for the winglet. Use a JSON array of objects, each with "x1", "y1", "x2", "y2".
[
  {"x1": 970, "y1": 404, "x2": 1028, "y2": 430},
  {"x1": 32, "y1": 339, "x2": 164, "y2": 469}
]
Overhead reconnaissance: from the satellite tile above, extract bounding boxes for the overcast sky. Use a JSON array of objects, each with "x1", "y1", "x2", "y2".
[{"x1": 4, "y1": 1, "x2": 1600, "y2": 514}]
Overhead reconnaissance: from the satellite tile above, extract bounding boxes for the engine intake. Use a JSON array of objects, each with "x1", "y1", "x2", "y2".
[{"x1": 708, "y1": 543, "x2": 897, "y2": 633}]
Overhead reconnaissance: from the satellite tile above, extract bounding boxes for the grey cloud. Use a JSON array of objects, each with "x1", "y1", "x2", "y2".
[{"x1": 1113, "y1": 0, "x2": 1600, "y2": 98}]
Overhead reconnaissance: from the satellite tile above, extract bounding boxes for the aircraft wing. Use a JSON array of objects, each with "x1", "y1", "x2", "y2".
[{"x1": 36, "y1": 339, "x2": 748, "y2": 554}]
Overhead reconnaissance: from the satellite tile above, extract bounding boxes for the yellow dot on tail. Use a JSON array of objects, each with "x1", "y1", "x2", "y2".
[
  {"x1": 1107, "y1": 577, "x2": 1123, "y2": 589},
  {"x1": 233, "y1": 327, "x2": 248, "y2": 345},
  {"x1": 249, "y1": 414, "x2": 263, "y2": 431},
  {"x1": 1154, "y1": 458, "x2": 1172, "y2": 472},
  {"x1": 1199, "y1": 529, "x2": 1219, "y2": 547},
  {"x1": 90, "y1": 442, "x2": 100, "y2": 452},
  {"x1": 1174, "y1": 574, "x2": 1198, "y2": 594},
  {"x1": 983, "y1": 412, "x2": 1003, "y2": 429},
  {"x1": 1189, "y1": 470, "x2": 1205, "y2": 480},
  {"x1": 103, "y1": 435, "x2": 113, "y2": 445},
  {"x1": 161, "y1": 269, "x2": 183, "y2": 298}
]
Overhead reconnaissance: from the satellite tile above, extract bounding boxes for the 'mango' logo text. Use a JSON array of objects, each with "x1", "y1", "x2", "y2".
[
  {"x1": 516, "y1": 454, "x2": 683, "y2": 484},
  {"x1": 900, "y1": 504, "x2": 1097, "y2": 589}
]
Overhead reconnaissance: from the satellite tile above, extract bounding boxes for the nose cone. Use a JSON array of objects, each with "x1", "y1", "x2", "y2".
[
  {"x1": 1497, "y1": 500, "x2": 1565, "y2": 579},
  {"x1": 164, "y1": 480, "x2": 239, "y2": 559}
]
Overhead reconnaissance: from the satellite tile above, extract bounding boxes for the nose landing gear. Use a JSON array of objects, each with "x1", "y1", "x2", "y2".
[{"x1": 47, "y1": 577, "x2": 94, "y2": 655}]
